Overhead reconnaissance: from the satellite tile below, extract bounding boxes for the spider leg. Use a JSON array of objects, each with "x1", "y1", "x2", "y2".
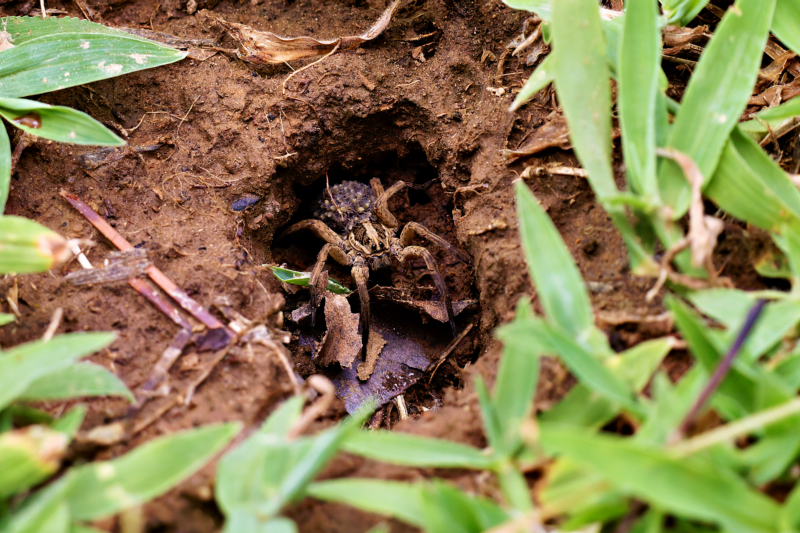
[
  {"x1": 397, "y1": 245, "x2": 458, "y2": 337},
  {"x1": 369, "y1": 177, "x2": 385, "y2": 198},
  {"x1": 373, "y1": 180, "x2": 407, "y2": 228},
  {"x1": 351, "y1": 262, "x2": 371, "y2": 359},
  {"x1": 309, "y1": 244, "x2": 352, "y2": 326},
  {"x1": 399, "y1": 222, "x2": 471, "y2": 263},
  {"x1": 278, "y1": 219, "x2": 343, "y2": 245}
]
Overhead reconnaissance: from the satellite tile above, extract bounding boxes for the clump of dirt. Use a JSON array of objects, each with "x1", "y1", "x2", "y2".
[{"x1": 0, "y1": 0, "x2": 737, "y2": 531}]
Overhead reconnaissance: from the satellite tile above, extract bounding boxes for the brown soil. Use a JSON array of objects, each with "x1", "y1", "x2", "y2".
[{"x1": 0, "y1": 1, "x2": 761, "y2": 532}]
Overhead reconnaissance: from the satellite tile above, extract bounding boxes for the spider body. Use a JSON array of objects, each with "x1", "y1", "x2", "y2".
[{"x1": 280, "y1": 178, "x2": 469, "y2": 354}]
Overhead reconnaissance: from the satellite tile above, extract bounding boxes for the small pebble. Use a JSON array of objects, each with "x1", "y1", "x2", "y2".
[{"x1": 232, "y1": 195, "x2": 260, "y2": 211}]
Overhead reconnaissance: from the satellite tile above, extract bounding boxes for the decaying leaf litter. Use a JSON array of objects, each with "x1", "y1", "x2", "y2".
[{"x1": 4, "y1": 0, "x2": 800, "y2": 531}]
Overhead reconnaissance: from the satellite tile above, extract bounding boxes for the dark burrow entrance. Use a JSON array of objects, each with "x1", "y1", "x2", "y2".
[{"x1": 267, "y1": 145, "x2": 481, "y2": 425}]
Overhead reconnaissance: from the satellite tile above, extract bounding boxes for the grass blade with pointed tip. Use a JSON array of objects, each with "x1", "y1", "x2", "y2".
[
  {"x1": 0, "y1": 97, "x2": 123, "y2": 146},
  {"x1": 540, "y1": 424, "x2": 780, "y2": 532},
  {"x1": 0, "y1": 31, "x2": 186, "y2": 98},
  {"x1": 618, "y1": 0, "x2": 660, "y2": 199},
  {"x1": 306, "y1": 479, "x2": 426, "y2": 528},
  {"x1": 0, "y1": 122, "x2": 9, "y2": 214},
  {"x1": 515, "y1": 181, "x2": 593, "y2": 336},
  {"x1": 550, "y1": 0, "x2": 615, "y2": 202},
  {"x1": 19, "y1": 362, "x2": 133, "y2": 402},
  {"x1": 509, "y1": 54, "x2": 553, "y2": 112},
  {"x1": 0, "y1": 332, "x2": 115, "y2": 410},
  {"x1": 269, "y1": 266, "x2": 351, "y2": 295},
  {"x1": 658, "y1": 0, "x2": 776, "y2": 216},
  {"x1": 341, "y1": 430, "x2": 493, "y2": 470},
  {"x1": 65, "y1": 422, "x2": 240, "y2": 520}
]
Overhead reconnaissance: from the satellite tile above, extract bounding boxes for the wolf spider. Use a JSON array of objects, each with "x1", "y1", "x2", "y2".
[{"x1": 280, "y1": 178, "x2": 469, "y2": 352}]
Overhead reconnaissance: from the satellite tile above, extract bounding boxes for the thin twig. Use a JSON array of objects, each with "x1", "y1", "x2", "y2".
[
  {"x1": 676, "y1": 299, "x2": 768, "y2": 438},
  {"x1": 60, "y1": 189, "x2": 231, "y2": 335}
]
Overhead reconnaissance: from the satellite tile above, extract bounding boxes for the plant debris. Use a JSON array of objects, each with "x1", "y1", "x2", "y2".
[{"x1": 207, "y1": 0, "x2": 400, "y2": 65}]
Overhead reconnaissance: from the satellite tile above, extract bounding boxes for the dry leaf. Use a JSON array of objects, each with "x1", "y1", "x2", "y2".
[
  {"x1": 357, "y1": 328, "x2": 386, "y2": 381},
  {"x1": 210, "y1": 0, "x2": 401, "y2": 65},
  {"x1": 317, "y1": 292, "x2": 362, "y2": 368},
  {"x1": 503, "y1": 114, "x2": 571, "y2": 161}
]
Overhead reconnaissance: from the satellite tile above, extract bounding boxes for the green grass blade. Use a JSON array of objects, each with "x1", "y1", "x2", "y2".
[
  {"x1": 66, "y1": 422, "x2": 240, "y2": 520},
  {"x1": 1, "y1": 16, "x2": 159, "y2": 45},
  {"x1": 739, "y1": 96, "x2": 800, "y2": 141},
  {"x1": 0, "y1": 97, "x2": 123, "y2": 146},
  {"x1": 509, "y1": 54, "x2": 553, "y2": 112},
  {"x1": 658, "y1": 0, "x2": 777, "y2": 216},
  {"x1": 491, "y1": 312, "x2": 543, "y2": 449},
  {"x1": 306, "y1": 479, "x2": 426, "y2": 528},
  {"x1": 0, "y1": 332, "x2": 115, "y2": 410},
  {"x1": 542, "y1": 322, "x2": 640, "y2": 415},
  {"x1": 515, "y1": 182, "x2": 593, "y2": 336},
  {"x1": 662, "y1": 0, "x2": 711, "y2": 25},
  {"x1": 0, "y1": 33, "x2": 186, "y2": 98},
  {"x1": 550, "y1": 0, "x2": 615, "y2": 202},
  {"x1": 0, "y1": 122, "x2": 9, "y2": 214},
  {"x1": 540, "y1": 424, "x2": 780, "y2": 533},
  {"x1": 19, "y1": 362, "x2": 133, "y2": 402},
  {"x1": 502, "y1": 0, "x2": 552, "y2": 21},
  {"x1": 341, "y1": 430, "x2": 493, "y2": 469},
  {"x1": 618, "y1": 0, "x2": 660, "y2": 198},
  {"x1": 0, "y1": 426, "x2": 68, "y2": 498},
  {"x1": 773, "y1": 0, "x2": 800, "y2": 56},
  {"x1": 269, "y1": 266, "x2": 351, "y2": 295}
]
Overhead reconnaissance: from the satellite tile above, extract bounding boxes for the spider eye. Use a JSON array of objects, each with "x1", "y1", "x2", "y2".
[{"x1": 371, "y1": 244, "x2": 377, "y2": 251}]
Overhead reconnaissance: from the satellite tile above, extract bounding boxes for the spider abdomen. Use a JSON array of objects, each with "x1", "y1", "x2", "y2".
[{"x1": 314, "y1": 181, "x2": 376, "y2": 234}]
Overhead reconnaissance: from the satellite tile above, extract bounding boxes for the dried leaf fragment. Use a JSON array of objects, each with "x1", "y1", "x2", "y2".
[
  {"x1": 211, "y1": 0, "x2": 401, "y2": 64},
  {"x1": 317, "y1": 292, "x2": 362, "y2": 368},
  {"x1": 357, "y1": 328, "x2": 386, "y2": 381}
]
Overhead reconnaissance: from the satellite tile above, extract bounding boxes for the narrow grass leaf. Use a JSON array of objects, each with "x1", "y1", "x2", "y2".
[
  {"x1": 541, "y1": 322, "x2": 640, "y2": 414},
  {"x1": 475, "y1": 376, "x2": 503, "y2": 452},
  {"x1": 0, "y1": 97, "x2": 123, "y2": 146},
  {"x1": 502, "y1": 0, "x2": 552, "y2": 21},
  {"x1": 662, "y1": 0, "x2": 711, "y2": 25},
  {"x1": 705, "y1": 136, "x2": 796, "y2": 232},
  {"x1": 0, "y1": 312, "x2": 14, "y2": 325},
  {"x1": 618, "y1": 0, "x2": 660, "y2": 198},
  {"x1": 0, "y1": 16, "x2": 162, "y2": 45},
  {"x1": 269, "y1": 266, "x2": 351, "y2": 295},
  {"x1": 0, "y1": 33, "x2": 186, "y2": 98},
  {"x1": 779, "y1": 481, "x2": 800, "y2": 531},
  {"x1": 739, "y1": 96, "x2": 800, "y2": 141},
  {"x1": 306, "y1": 479, "x2": 426, "y2": 528},
  {"x1": 492, "y1": 311, "x2": 544, "y2": 449},
  {"x1": 0, "y1": 122, "x2": 9, "y2": 214},
  {"x1": 542, "y1": 337, "x2": 672, "y2": 428},
  {"x1": 51, "y1": 404, "x2": 87, "y2": 437},
  {"x1": 215, "y1": 396, "x2": 304, "y2": 516},
  {"x1": 658, "y1": 0, "x2": 776, "y2": 216},
  {"x1": 515, "y1": 182, "x2": 593, "y2": 336},
  {"x1": 550, "y1": 0, "x2": 616, "y2": 202},
  {"x1": 419, "y1": 479, "x2": 509, "y2": 533},
  {"x1": 0, "y1": 425, "x2": 69, "y2": 498},
  {"x1": 773, "y1": 0, "x2": 800, "y2": 56},
  {"x1": 0, "y1": 472, "x2": 75, "y2": 533},
  {"x1": 0, "y1": 332, "x2": 115, "y2": 410},
  {"x1": 19, "y1": 362, "x2": 133, "y2": 402},
  {"x1": 509, "y1": 54, "x2": 552, "y2": 112},
  {"x1": 66, "y1": 422, "x2": 240, "y2": 519},
  {"x1": 540, "y1": 424, "x2": 780, "y2": 533},
  {"x1": 636, "y1": 368, "x2": 705, "y2": 445},
  {"x1": 342, "y1": 430, "x2": 493, "y2": 469}
]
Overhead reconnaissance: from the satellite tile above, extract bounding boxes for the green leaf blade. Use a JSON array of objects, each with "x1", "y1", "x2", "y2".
[
  {"x1": 550, "y1": 0, "x2": 616, "y2": 201},
  {"x1": 659, "y1": 0, "x2": 777, "y2": 215},
  {"x1": 66, "y1": 422, "x2": 240, "y2": 520},
  {"x1": 515, "y1": 182, "x2": 593, "y2": 336},
  {"x1": 0, "y1": 97, "x2": 124, "y2": 146},
  {"x1": 19, "y1": 362, "x2": 133, "y2": 402},
  {"x1": 341, "y1": 430, "x2": 493, "y2": 470},
  {"x1": 618, "y1": 0, "x2": 660, "y2": 198},
  {"x1": 0, "y1": 32, "x2": 186, "y2": 98}
]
